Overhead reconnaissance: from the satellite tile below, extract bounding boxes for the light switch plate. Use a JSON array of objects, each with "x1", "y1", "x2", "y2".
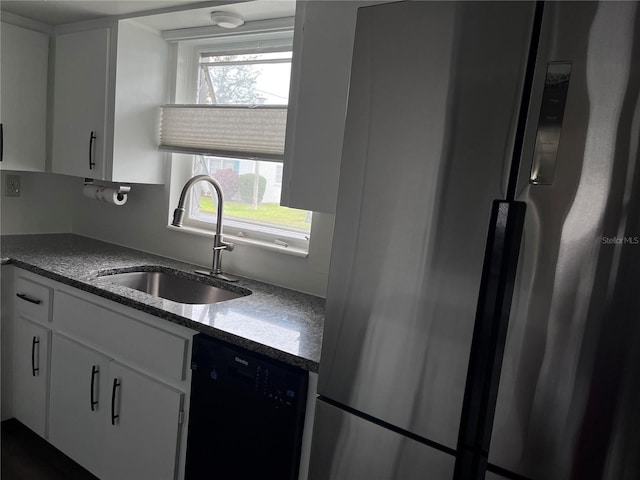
[{"x1": 5, "y1": 174, "x2": 21, "y2": 197}]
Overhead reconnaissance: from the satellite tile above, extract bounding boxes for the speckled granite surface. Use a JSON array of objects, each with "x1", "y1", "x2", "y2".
[{"x1": 0, "y1": 234, "x2": 324, "y2": 372}]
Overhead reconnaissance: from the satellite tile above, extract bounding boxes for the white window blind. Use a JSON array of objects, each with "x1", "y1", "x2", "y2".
[{"x1": 159, "y1": 104, "x2": 287, "y2": 161}]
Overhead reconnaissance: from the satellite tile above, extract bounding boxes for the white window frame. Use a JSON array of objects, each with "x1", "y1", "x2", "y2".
[{"x1": 167, "y1": 27, "x2": 311, "y2": 256}]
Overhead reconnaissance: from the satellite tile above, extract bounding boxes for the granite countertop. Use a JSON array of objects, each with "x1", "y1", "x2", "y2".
[{"x1": 0, "y1": 234, "x2": 324, "y2": 372}]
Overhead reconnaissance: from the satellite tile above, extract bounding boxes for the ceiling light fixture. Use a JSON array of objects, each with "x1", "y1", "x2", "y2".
[{"x1": 210, "y1": 11, "x2": 245, "y2": 29}]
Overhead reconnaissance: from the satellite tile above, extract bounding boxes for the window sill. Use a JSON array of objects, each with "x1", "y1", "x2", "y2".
[{"x1": 166, "y1": 224, "x2": 309, "y2": 258}]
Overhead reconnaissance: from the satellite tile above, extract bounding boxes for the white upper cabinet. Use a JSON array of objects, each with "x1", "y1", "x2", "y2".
[
  {"x1": 0, "y1": 22, "x2": 48, "y2": 172},
  {"x1": 52, "y1": 27, "x2": 109, "y2": 179},
  {"x1": 52, "y1": 20, "x2": 168, "y2": 184},
  {"x1": 282, "y1": 1, "x2": 379, "y2": 214}
]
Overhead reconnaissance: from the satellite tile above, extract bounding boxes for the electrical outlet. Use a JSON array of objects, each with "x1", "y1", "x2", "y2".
[{"x1": 5, "y1": 174, "x2": 21, "y2": 197}]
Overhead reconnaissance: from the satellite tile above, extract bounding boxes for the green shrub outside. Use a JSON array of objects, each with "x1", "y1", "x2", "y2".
[{"x1": 238, "y1": 174, "x2": 267, "y2": 204}]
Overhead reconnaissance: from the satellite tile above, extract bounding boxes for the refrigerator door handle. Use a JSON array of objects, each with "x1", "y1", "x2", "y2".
[
  {"x1": 453, "y1": 200, "x2": 527, "y2": 480},
  {"x1": 529, "y1": 62, "x2": 573, "y2": 186}
]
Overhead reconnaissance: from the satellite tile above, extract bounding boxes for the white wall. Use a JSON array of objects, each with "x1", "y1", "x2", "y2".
[
  {"x1": 0, "y1": 169, "x2": 333, "y2": 296},
  {"x1": 69, "y1": 174, "x2": 334, "y2": 297},
  {"x1": 0, "y1": 171, "x2": 75, "y2": 234}
]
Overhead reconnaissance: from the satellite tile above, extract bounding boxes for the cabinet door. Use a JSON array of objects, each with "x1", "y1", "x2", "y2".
[
  {"x1": 102, "y1": 362, "x2": 183, "y2": 480},
  {"x1": 0, "y1": 22, "x2": 48, "y2": 171},
  {"x1": 49, "y1": 334, "x2": 110, "y2": 478},
  {"x1": 52, "y1": 27, "x2": 110, "y2": 179},
  {"x1": 283, "y1": 1, "x2": 377, "y2": 214},
  {"x1": 13, "y1": 316, "x2": 50, "y2": 437}
]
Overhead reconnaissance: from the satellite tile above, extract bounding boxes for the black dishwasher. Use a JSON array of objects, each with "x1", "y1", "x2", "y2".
[{"x1": 185, "y1": 334, "x2": 308, "y2": 480}]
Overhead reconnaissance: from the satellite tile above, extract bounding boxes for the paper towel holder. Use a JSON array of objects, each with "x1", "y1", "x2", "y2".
[{"x1": 84, "y1": 178, "x2": 131, "y2": 202}]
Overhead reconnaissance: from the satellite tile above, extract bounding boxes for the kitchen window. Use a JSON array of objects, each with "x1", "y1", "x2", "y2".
[{"x1": 165, "y1": 32, "x2": 312, "y2": 255}]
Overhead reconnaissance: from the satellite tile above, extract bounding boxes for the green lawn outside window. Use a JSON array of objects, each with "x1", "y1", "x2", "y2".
[{"x1": 200, "y1": 197, "x2": 311, "y2": 232}]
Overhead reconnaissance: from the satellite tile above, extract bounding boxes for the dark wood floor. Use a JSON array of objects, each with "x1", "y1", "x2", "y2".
[{"x1": 1, "y1": 419, "x2": 98, "y2": 480}]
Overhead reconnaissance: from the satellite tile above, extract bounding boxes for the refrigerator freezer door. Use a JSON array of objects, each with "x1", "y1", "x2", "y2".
[
  {"x1": 491, "y1": 2, "x2": 640, "y2": 479},
  {"x1": 309, "y1": 399, "x2": 455, "y2": 480},
  {"x1": 320, "y1": 0, "x2": 535, "y2": 449}
]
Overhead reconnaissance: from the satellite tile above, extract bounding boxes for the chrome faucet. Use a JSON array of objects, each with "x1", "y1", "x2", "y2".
[{"x1": 172, "y1": 174, "x2": 237, "y2": 282}]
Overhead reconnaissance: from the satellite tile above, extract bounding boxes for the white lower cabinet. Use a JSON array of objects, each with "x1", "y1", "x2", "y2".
[
  {"x1": 49, "y1": 334, "x2": 109, "y2": 476},
  {"x1": 50, "y1": 333, "x2": 184, "y2": 480},
  {"x1": 13, "y1": 316, "x2": 50, "y2": 438},
  {"x1": 6, "y1": 268, "x2": 195, "y2": 480},
  {"x1": 102, "y1": 362, "x2": 183, "y2": 480}
]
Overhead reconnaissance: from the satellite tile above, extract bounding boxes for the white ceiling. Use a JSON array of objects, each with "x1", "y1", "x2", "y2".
[
  {"x1": 138, "y1": 1, "x2": 294, "y2": 31},
  {"x1": 0, "y1": 0, "x2": 295, "y2": 29}
]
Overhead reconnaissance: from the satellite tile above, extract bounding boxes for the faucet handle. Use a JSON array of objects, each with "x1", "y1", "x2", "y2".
[
  {"x1": 213, "y1": 239, "x2": 234, "y2": 252},
  {"x1": 221, "y1": 240, "x2": 234, "y2": 252}
]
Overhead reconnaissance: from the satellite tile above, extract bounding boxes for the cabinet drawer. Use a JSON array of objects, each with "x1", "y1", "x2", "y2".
[
  {"x1": 54, "y1": 291, "x2": 188, "y2": 383},
  {"x1": 15, "y1": 275, "x2": 52, "y2": 324}
]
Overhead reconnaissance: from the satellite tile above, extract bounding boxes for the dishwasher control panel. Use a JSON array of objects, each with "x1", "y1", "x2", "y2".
[{"x1": 191, "y1": 335, "x2": 306, "y2": 409}]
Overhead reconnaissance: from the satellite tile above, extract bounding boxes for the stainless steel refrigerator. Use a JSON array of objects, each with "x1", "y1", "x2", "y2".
[{"x1": 309, "y1": 1, "x2": 640, "y2": 479}]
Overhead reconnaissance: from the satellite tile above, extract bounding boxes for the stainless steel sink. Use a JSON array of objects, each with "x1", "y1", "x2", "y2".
[{"x1": 99, "y1": 270, "x2": 251, "y2": 305}]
